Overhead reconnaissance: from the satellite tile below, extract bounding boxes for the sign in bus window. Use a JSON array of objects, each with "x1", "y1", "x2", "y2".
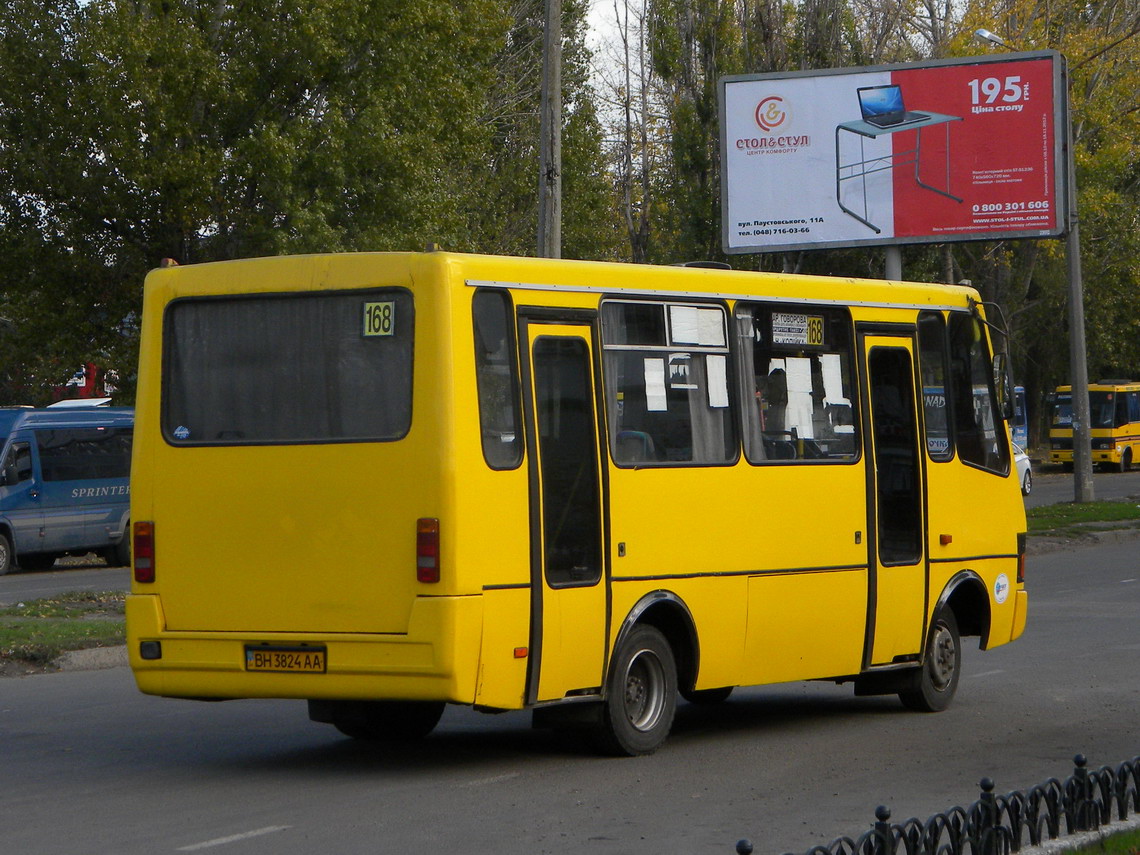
[{"x1": 362, "y1": 301, "x2": 395, "y2": 336}]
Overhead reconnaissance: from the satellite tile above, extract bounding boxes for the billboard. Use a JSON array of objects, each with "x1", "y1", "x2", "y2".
[{"x1": 720, "y1": 51, "x2": 1067, "y2": 254}]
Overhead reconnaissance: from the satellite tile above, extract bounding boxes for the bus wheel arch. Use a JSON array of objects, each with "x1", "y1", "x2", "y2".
[
  {"x1": 936, "y1": 571, "x2": 990, "y2": 645},
  {"x1": 615, "y1": 591, "x2": 699, "y2": 699},
  {"x1": 595, "y1": 592, "x2": 696, "y2": 755}
]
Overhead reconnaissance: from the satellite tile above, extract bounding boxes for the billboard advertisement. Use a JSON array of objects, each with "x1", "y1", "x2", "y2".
[{"x1": 720, "y1": 52, "x2": 1067, "y2": 254}]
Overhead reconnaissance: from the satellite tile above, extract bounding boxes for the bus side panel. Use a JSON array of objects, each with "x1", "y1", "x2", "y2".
[
  {"x1": 926, "y1": 458, "x2": 1026, "y2": 650},
  {"x1": 474, "y1": 588, "x2": 531, "y2": 709},
  {"x1": 743, "y1": 569, "x2": 867, "y2": 684},
  {"x1": 607, "y1": 462, "x2": 868, "y2": 689}
]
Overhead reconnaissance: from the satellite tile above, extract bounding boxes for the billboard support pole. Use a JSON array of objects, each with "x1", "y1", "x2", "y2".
[
  {"x1": 884, "y1": 247, "x2": 902, "y2": 280},
  {"x1": 1062, "y1": 58, "x2": 1094, "y2": 502}
]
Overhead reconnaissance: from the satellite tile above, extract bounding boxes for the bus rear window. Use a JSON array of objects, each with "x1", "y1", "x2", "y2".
[{"x1": 163, "y1": 289, "x2": 413, "y2": 444}]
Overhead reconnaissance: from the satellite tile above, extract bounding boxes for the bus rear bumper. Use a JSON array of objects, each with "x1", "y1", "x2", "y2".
[{"x1": 126, "y1": 593, "x2": 483, "y2": 704}]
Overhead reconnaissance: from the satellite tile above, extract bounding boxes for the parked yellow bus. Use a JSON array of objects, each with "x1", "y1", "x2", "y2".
[
  {"x1": 1049, "y1": 381, "x2": 1140, "y2": 471},
  {"x1": 128, "y1": 251, "x2": 1028, "y2": 755}
]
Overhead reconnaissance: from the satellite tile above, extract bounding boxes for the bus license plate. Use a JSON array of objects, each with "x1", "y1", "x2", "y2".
[{"x1": 245, "y1": 646, "x2": 326, "y2": 673}]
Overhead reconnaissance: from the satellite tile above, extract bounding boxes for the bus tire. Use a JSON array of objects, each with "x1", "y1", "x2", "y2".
[
  {"x1": 596, "y1": 624, "x2": 677, "y2": 756},
  {"x1": 323, "y1": 700, "x2": 445, "y2": 741},
  {"x1": 899, "y1": 608, "x2": 960, "y2": 713},
  {"x1": 681, "y1": 686, "x2": 733, "y2": 705},
  {"x1": 0, "y1": 534, "x2": 11, "y2": 576},
  {"x1": 1120, "y1": 449, "x2": 1132, "y2": 473}
]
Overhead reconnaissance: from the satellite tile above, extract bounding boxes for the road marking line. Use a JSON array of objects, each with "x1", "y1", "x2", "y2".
[
  {"x1": 177, "y1": 826, "x2": 290, "y2": 851},
  {"x1": 970, "y1": 670, "x2": 1004, "y2": 679},
  {"x1": 455, "y1": 772, "x2": 521, "y2": 788}
]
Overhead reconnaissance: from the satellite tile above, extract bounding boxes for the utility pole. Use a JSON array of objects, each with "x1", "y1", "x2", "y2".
[
  {"x1": 1062, "y1": 57, "x2": 1094, "y2": 501},
  {"x1": 537, "y1": 0, "x2": 561, "y2": 258}
]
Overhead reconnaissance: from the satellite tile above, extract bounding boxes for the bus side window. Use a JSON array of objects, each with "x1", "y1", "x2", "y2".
[
  {"x1": 917, "y1": 313, "x2": 953, "y2": 462},
  {"x1": 601, "y1": 301, "x2": 735, "y2": 465},
  {"x1": 734, "y1": 304, "x2": 857, "y2": 464},
  {"x1": 948, "y1": 314, "x2": 1009, "y2": 474},
  {"x1": 472, "y1": 290, "x2": 523, "y2": 470}
]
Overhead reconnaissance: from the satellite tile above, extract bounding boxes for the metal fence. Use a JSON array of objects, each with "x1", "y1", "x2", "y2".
[{"x1": 736, "y1": 754, "x2": 1140, "y2": 855}]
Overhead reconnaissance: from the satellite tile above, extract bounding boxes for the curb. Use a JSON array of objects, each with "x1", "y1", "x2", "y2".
[{"x1": 53, "y1": 645, "x2": 128, "y2": 672}]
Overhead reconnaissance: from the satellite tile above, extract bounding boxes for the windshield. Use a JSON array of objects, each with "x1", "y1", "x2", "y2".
[
  {"x1": 1089, "y1": 391, "x2": 1125, "y2": 429},
  {"x1": 1053, "y1": 391, "x2": 1129, "y2": 430}
]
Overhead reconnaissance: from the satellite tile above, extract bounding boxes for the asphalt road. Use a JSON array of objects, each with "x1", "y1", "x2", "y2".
[
  {"x1": 1025, "y1": 464, "x2": 1140, "y2": 508},
  {"x1": 0, "y1": 562, "x2": 130, "y2": 606},
  {"x1": 2, "y1": 535, "x2": 1138, "y2": 855}
]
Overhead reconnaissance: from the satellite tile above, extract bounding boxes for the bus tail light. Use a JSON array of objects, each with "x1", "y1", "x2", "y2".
[
  {"x1": 417, "y1": 518, "x2": 440, "y2": 583},
  {"x1": 134, "y1": 521, "x2": 156, "y2": 583}
]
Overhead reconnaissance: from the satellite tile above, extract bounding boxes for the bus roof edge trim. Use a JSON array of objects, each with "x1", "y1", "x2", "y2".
[{"x1": 465, "y1": 279, "x2": 967, "y2": 314}]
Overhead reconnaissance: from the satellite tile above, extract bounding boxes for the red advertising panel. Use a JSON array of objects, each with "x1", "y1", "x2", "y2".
[{"x1": 719, "y1": 52, "x2": 1067, "y2": 254}]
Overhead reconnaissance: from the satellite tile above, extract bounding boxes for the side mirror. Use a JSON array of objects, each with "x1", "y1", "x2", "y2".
[{"x1": 992, "y1": 352, "x2": 1014, "y2": 421}]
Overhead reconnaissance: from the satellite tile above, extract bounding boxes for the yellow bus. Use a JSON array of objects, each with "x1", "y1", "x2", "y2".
[
  {"x1": 128, "y1": 251, "x2": 1028, "y2": 755},
  {"x1": 1049, "y1": 381, "x2": 1140, "y2": 472}
]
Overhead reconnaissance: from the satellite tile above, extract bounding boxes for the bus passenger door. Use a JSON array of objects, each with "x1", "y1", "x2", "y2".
[
  {"x1": 860, "y1": 334, "x2": 927, "y2": 667},
  {"x1": 520, "y1": 320, "x2": 609, "y2": 704}
]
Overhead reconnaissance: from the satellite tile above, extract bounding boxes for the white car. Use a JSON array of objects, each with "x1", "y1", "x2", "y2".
[{"x1": 1013, "y1": 442, "x2": 1032, "y2": 495}]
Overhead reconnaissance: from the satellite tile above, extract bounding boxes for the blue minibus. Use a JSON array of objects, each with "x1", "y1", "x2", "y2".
[{"x1": 0, "y1": 407, "x2": 133, "y2": 574}]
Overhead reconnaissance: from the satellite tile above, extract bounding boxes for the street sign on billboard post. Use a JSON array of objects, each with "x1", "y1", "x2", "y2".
[{"x1": 719, "y1": 51, "x2": 1068, "y2": 254}]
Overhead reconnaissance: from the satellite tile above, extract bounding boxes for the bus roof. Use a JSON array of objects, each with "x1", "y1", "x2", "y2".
[{"x1": 143, "y1": 251, "x2": 983, "y2": 313}]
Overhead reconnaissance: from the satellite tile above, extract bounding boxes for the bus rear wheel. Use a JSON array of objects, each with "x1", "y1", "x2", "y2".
[
  {"x1": 0, "y1": 534, "x2": 11, "y2": 576},
  {"x1": 681, "y1": 685, "x2": 734, "y2": 705},
  {"x1": 899, "y1": 608, "x2": 960, "y2": 712},
  {"x1": 595, "y1": 625, "x2": 677, "y2": 756},
  {"x1": 311, "y1": 700, "x2": 445, "y2": 741}
]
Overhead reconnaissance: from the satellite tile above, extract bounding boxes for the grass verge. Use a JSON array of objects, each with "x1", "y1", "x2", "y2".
[
  {"x1": 1026, "y1": 499, "x2": 1140, "y2": 537},
  {"x1": 0, "y1": 591, "x2": 125, "y2": 671},
  {"x1": 1074, "y1": 827, "x2": 1140, "y2": 854}
]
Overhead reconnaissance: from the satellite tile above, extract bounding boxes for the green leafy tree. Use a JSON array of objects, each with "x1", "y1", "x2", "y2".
[{"x1": 0, "y1": 0, "x2": 620, "y2": 404}]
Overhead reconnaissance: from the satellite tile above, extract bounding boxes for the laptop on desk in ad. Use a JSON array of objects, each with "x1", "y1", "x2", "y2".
[{"x1": 857, "y1": 85, "x2": 929, "y2": 127}]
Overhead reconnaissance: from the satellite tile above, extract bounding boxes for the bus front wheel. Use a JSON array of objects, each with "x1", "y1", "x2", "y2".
[
  {"x1": 899, "y1": 608, "x2": 960, "y2": 713},
  {"x1": 596, "y1": 625, "x2": 677, "y2": 756},
  {"x1": 1120, "y1": 449, "x2": 1132, "y2": 473}
]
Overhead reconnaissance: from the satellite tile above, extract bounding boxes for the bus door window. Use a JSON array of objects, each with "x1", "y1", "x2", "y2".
[
  {"x1": 868, "y1": 348, "x2": 922, "y2": 565},
  {"x1": 734, "y1": 304, "x2": 857, "y2": 463},
  {"x1": 601, "y1": 301, "x2": 735, "y2": 465},
  {"x1": 533, "y1": 337, "x2": 602, "y2": 586}
]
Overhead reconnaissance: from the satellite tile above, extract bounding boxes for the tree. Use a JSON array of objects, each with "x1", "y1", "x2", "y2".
[{"x1": 0, "y1": 0, "x2": 621, "y2": 404}]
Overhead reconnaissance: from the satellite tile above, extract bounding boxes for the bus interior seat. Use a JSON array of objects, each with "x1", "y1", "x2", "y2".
[{"x1": 616, "y1": 430, "x2": 656, "y2": 463}]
